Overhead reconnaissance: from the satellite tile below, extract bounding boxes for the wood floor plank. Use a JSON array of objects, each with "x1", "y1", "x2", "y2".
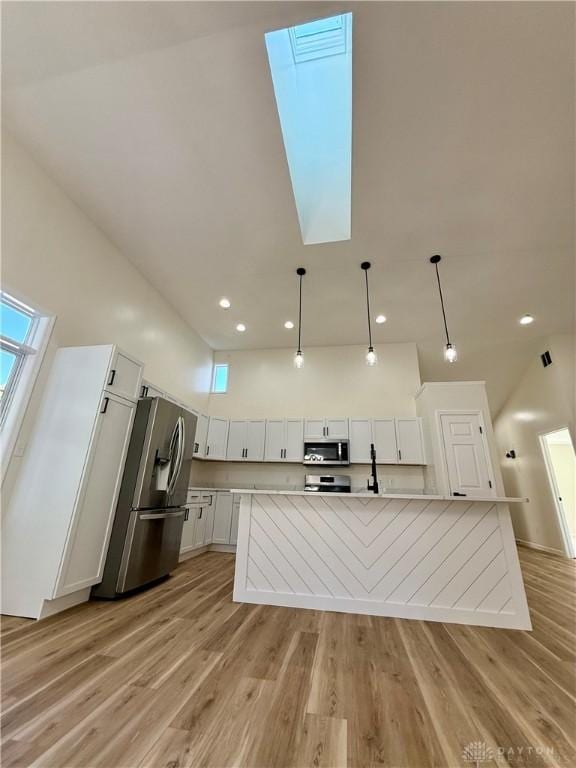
[{"x1": 1, "y1": 547, "x2": 575, "y2": 768}]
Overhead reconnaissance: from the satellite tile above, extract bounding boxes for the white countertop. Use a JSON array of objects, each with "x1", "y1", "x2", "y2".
[{"x1": 230, "y1": 488, "x2": 526, "y2": 503}]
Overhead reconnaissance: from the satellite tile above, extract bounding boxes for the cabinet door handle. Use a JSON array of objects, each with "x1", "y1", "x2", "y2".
[
  {"x1": 398, "y1": 449, "x2": 402, "y2": 461},
  {"x1": 194, "y1": 442, "x2": 199, "y2": 453},
  {"x1": 108, "y1": 369, "x2": 116, "y2": 386},
  {"x1": 198, "y1": 508, "x2": 203, "y2": 519},
  {"x1": 184, "y1": 508, "x2": 190, "y2": 522},
  {"x1": 206, "y1": 445, "x2": 210, "y2": 456},
  {"x1": 100, "y1": 397, "x2": 110, "y2": 414}
]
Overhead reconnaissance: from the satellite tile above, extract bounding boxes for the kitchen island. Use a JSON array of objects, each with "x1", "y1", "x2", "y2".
[{"x1": 232, "y1": 490, "x2": 531, "y2": 630}]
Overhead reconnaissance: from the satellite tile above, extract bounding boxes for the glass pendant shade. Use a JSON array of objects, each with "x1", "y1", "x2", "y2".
[
  {"x1": 294, "y1": 350, "x2": 304, "y2": 369},
  {"x1": 366, "y1": 346, "x2": 377, "y2": 366},
  {"x1": 444, "y1": 343, "x2": 458, "y2": 363}
]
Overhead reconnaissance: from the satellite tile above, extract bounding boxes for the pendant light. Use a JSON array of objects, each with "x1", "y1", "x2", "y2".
[
  {"x1": 361, "y1": 262, "x2": 377, "y2": 366},
  {"x1": 430, "y1": 255, "x2": 458, "y2": 363},
  {"x1": 294, "y1": 267, "x2": 306, "y2": 369}
]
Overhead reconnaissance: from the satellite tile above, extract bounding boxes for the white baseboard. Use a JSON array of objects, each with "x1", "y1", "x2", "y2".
[
  {"x1": 516, "y1": 539, "x2": 567, "y2": 558},
  {"x1": 209, "y1": 544, "x2": 236, "y2": 553},
  {"x1": 38, "y1": 588, "x2": 91, "y2": 620},
  {"x1": 179, "y1": 545, "x2": 210, "y2": 562}
]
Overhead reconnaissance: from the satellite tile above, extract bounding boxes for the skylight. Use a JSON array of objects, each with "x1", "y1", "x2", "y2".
[{"x1": 265, "y1": 13, "x2": 352, "y2": 245}]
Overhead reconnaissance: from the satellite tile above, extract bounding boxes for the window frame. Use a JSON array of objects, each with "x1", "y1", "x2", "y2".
[
  {"x1": 0, "y1": 291, "x2": 54, "y2": 482},
  {"x1": 211, "y1": 363, "x2": 229, "y2": 394}
]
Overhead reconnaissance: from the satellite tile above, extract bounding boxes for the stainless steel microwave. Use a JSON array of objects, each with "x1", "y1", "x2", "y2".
[{"x1": 303, "y1": 440, "x2": 350, "y2": 466}]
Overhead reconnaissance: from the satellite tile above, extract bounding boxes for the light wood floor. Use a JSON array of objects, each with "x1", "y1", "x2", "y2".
[{"x1": 1, "y1": 546, "x2": 575, "y2": 768}]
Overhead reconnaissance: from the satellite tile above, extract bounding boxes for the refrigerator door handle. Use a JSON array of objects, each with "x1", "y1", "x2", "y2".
[
  {"x1": 140, "y1": 509, "x2": 186, "y2": 520},
  {"x1": 167, "y1": 417, "x2": 184, "y2": 497}
]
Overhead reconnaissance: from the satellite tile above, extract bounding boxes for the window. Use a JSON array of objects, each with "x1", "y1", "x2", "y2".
[
  {"x1": 0, "y1": 293, "x2": 39, "y2": 424},
  {"x1": 0, "y1": 292, "x2": 53, "y2": 480},
  {"x1": 211, "y1": 363, "x2": 229, "y2": 394},
  {"x1": 265, "y1": 13, "x2": 352, "y2": 245}
]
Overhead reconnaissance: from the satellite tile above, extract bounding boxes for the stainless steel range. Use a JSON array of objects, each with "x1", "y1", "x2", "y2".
[{"x1": 304, "y1": 474, "x2": 351, "y2": 493}]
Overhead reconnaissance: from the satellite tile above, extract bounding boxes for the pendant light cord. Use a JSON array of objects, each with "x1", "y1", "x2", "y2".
[
  {"x1": 364, "y1": 268, "x2": 373, "y2": 348},
  {"x1": 297, "y1": 270, "x2": 303, "y2": 353},
  {"x1": 434, "y1": 262, "x2": 451, "y2": 345}
]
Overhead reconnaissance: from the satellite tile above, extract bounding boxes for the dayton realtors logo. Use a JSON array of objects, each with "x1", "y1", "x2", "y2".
[
  {"x1": 462, "y1": 742, "x2": 494, "y2": 765},
  {"x1": 462, "y1": 741, "x2": 556, "y2": 766}
]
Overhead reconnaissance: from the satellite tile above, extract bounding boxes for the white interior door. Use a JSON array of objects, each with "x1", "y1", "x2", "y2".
[{"x1": 440, "y1": 413, "x2": 494, "y2": 497}]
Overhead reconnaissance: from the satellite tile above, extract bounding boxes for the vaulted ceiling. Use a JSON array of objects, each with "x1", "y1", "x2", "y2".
[{"x1": 2, "y1": 1, "x2": 574, "y2": 412}]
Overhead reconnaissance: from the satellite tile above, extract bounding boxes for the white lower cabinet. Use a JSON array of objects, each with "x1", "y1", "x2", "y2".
[
  {"x1": 181, "y1": 490, "x2": 240, "y2": 553},
  {"x1": 212, "y1": 492, "x2": 233, "y2": 544},
  {"x1": 2, "y1": 344, "x2": 142, "y2": 619},
  {"x1": 230, "y1": 496, "x2": 240, "y2": 545}
]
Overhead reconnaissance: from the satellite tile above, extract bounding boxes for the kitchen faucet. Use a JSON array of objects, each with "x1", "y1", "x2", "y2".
[{"x1": 367, "y1": 443, "x2": 379, "y2": 494}]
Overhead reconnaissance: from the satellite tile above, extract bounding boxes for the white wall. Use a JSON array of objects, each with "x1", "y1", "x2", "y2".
[
  {"x1": 208, "y1": 343, "x2": 421, "y2": 418},
  {"x1": 2, "y1": 132, "x2": 213, "y2": 407},
  {"x1": 1, "y1": 132, "x2": 213, "y2": 501},
  {"x1": 190, "y1": 460, "x2": 425, "y2": 493},
  {"x1": 493, "y1": 334, "x2": 575, "y2": 554}
]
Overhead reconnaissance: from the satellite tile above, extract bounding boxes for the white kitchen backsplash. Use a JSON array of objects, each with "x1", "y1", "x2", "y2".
[{"x1": 189, "y1": 460, "x2": 425, "y2": 492}]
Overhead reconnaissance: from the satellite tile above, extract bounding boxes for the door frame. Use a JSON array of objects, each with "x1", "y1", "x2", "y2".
[
  {"x1": 436, "y1": 409, "x2": 497, "y2": 497},
  {"x1": 539, "y1": 428, "x2": 576, "y2": 559}
]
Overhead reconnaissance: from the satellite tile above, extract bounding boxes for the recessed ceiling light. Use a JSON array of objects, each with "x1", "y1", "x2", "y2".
[
  {"x1": 236, "y1": 323, "x2": 246, "y2": 332},
  {"x1": 519, "y1": 314, "x2": 534, "y2": 325},
  {"x1": 219, "y1": 298, "x2": 231, "y2": 309},
  {"x1": 284, "y1": 321, "x2": 294, "y2": 329},
  {"x1": 375, "y1": 315, "x2": 387, "y2": 324}
]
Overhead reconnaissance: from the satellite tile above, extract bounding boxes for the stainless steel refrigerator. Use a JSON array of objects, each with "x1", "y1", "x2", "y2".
[{"x1": 93, "y1": 397, "x2": 197, "y2": 598}]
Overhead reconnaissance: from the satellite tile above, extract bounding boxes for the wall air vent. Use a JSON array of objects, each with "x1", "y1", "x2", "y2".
[
  {"x1": 541, "y1": 350, "x2": 552, "y2": 367},
  {"x1": 289, "y1": 15, "x2": 348, "y2": 63}
]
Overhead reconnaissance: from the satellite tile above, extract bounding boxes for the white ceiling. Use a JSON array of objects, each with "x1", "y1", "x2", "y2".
[{"x1": 2, "y1": 1, "x2": 574, "y2": 412}]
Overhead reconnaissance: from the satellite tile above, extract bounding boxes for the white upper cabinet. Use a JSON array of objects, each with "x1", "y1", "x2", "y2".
[
  {"x1": 285, "y1": 419, "x2": 304, "y2": 461},
  {"x1": 226, "y1": 420, "x2": 266, "y2": 461},
  {"x1": 349, "y1": 419, "x2": 372, "y2": 463},
  {"x1": 205, "y1": 417, "x2": 229, "y2": 460},
  {"x1": 265, "y1": 418, "x2": 304, "y2": 462},
  {"x1": 395, "y1": 418, "x2": 426, "y2": 464},
  {"x1": 264, "y1": 419, "x2": 284, "y2": 461},
  {"x1": 193, "y1": 413, "x2": 209, "y2": 457},
  {"x1": 349, "y1": 417, "x2": 425, "y2": 465},
  {"x1": 106, "y1": 349, "x2": 142, "y2": 402},
  {"x1": 304, "y1": 418, "x2": 325, "y2": 440},
  {"x1": 246, "y1": 420, "x2": 266, "y2": 461},
  {"x1": 373, "y1": 419, "x2": 399, "y2": 464},
  {"x1": 139, "y1": 380, "x2": 165, "y2": 399},
  {"x1": 304, "y1": 418, "x2": 349, "y2": 440},
  {"x1": 227, "y1": 420, "x2": 246, "y2": 461}
]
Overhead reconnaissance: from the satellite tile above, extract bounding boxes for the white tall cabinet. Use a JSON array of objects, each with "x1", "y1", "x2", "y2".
[{"x1": 2, "y1": 345, "x2": 143, "y2": 619}]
